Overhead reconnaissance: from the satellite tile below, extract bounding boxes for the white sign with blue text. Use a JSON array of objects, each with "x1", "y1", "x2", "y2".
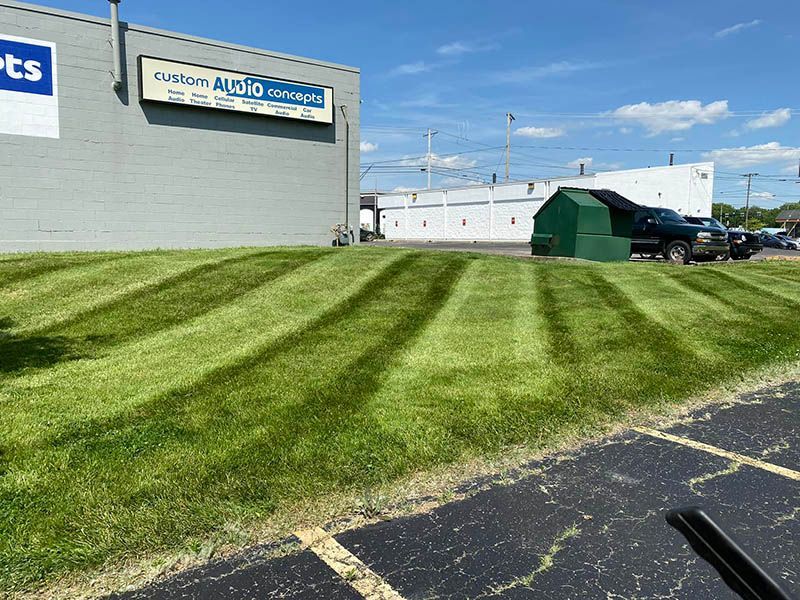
[
  {"x1": 0, "y1": 34, "x2": 59, "y2": 138},
  {"x1": 139, "y1": 56, "x2": 333, "y2": 124}
]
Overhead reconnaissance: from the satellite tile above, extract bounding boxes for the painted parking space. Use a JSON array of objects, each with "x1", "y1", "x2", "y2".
[
  {"x1": 336, "y1": 429, "x2": 799, "y2": 599},
  {"x1": 110, "y1": 382, "x2": 799, "y2": 599},
  {"x1": 659, "y1": 382, "x2": 799, "y2": 471}
]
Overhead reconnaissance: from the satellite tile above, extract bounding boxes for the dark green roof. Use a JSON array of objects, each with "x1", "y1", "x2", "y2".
[{"x1": 559, "y1": 187, "x2": 643, "y2": 212}]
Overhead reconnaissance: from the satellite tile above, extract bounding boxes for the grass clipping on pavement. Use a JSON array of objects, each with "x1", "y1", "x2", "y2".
[{"x1": 1, "y1": 246, "x2": 799, "y2": 594}]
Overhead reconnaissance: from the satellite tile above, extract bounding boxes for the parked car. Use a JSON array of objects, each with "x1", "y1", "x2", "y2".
[
  {"x1": 360, "y1": 227, "x2": 377, "y2": 242},
  {"x1": 683, "y1": 216, "x2": 762, "y2": 260},
  {"x1": 774, "y1": 233, "x2": 800, "y2": 250},
  {"x1": 631, "y1": 208, "x2": 729, "y2": 264},
  {"x1": 759, "y1": 232, "x2": 790, "y2": 249}
]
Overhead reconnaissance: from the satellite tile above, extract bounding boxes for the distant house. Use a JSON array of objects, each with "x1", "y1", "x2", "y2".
[{"x1": 776, "y1": 209, "x2": 800, "y2": 237}]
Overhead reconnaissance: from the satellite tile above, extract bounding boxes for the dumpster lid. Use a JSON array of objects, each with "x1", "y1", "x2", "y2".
[{"x1": 562, "y1": 188, "x2": 643, "y2": 212}]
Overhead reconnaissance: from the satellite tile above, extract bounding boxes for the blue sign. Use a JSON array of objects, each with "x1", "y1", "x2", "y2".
[
  {"x1": 218, "y1": 77, "x2": 326, "y2": 108},
  {"x1": 0, "y1": 37, "x2": 54, "y2": 96}
]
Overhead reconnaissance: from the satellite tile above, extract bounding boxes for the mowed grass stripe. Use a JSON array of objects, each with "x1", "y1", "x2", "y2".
[
  {"x1": 663, "y1": 266, "x2": 800, "y2": 366},
  {"x1": 0, "y1": 248, "x2": 326, "y2": 373},
  {"x1": 731, "y1": 269, "x2": 800, "y2": 297},
  {"x1": 366, "y1": 257, "x2": 556, "y2": 462},
  {"x1": 533, "y1": 266, "x2": 692, "y2": 415},
  {"x1": 0, "y1": 250, "x2": 403, "y2": 447},
  {"x1": 0, "y1": 252, "x2": 122, "y2": 288},
  {"x1": 0, "y1": 252, "x2": 469, "y2": 589},
  {"x1": 2, "y1": 249, "x2": 800, "y2": 594},
  {"x1": 0, "y1": 248, "x2": 265, "y2": 334},
  {"x1": 609, "y1": 265, "x2": 723, "y2": 362}
]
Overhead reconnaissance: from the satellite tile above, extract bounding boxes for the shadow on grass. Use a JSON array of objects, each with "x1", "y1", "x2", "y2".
[
  {"x1": 48, "y1": 252, "x2": 470, "y2": 490},
  {"x1": 0, "y1": 254, "x2": 122, "y2": 289},
  {"x1": 584, "y1": 269, "x2": 692, "y2": 361},
  {"x1": 0, "y1": 317, "x2": 77, "y2": 374},
  {"x1": 5, "y1": 249, "x2": 328, "y2": 375},
  {"x1": 535, "y1": 268, "x2": 580, "y2": 365},
  {"x1": 708, "y1": 268, "x2": 800, "y2": 308}
]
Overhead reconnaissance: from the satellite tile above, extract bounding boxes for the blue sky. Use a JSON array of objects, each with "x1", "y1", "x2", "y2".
[{"x1": 35, "y1": 0, "x2": 800, "y2": 206}]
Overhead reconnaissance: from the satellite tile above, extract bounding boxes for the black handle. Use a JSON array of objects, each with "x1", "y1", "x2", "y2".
[{"x1": 666, "y1": 506, "x2": 795, "y2": 600}]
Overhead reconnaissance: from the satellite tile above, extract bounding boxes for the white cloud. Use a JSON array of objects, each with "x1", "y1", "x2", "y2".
[
  {"x1": 390, "y1": 61, "x2": 436, "y2": 76},
  {"x1": 567, "y1": 157, "x2": 593, "y2": 168},
  {"x1": 360, "y1": 141, "x2": 379, "y2": 153},
  {"x1": 781, "y1": 163, "x2": 800, "y2": 174},
  {"x1": 392, "y1": 186, "x2": 418, "y2": 193},
  {"x1": 611, "y1": 99, "x2": 730, "y2": 135},
  {"x1": 439, "y1": 176, "x2": 483, "y2": 187},
  {"x1": 514, "y1": 126, "x2": 565, "y2": 139},
  {"x1": 436, "y1": 41, "x2": 496, "y2": 56},
  {"x1": 398, "y1": 153, "x2": 478, "y2": 170},
  {"x1": 619, "y1": 127, "x2": 633, "y2": 134},
  {"x1": 750, "y1": 191, "x2": 776, "y2": 199},
  {"x1": 670, "y1": 137, "x2": 686, "y2": 142},
  {"x1": 702, "y1": 141, "x2": 800, "y2": 167},
  {"x1": 745, "y1": 108, "x2": 791, "y2": 130},
  {"x1": 434, "y1": 154, "x2": 478, "y2": 169},
  {"x1": 493, "y1": 61, "x2": 603, "y2": 83},
  {"x1": 714, "y1": 19, "x2": 762, "y2": 39}
]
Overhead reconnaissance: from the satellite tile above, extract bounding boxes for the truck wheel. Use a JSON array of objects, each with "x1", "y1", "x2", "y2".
[{"x1": 665, "y1": 240, "x2": 691, "y2": 265}]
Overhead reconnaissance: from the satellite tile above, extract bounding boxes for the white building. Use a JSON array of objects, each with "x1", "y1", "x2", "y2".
[{"x1": 376, "y1": 162, "x2": 714, "y2": 241}]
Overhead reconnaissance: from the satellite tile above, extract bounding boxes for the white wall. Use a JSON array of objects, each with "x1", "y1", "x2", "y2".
[
  {"x1": 594, "y1": 163, "x2": 714, "y2": 217},
  {"x1": 360, "y1": 208, "x2": 374, "y2": 230},
  {"x1": 376, "y1": 163, "x2": 714, "y2": 241}
]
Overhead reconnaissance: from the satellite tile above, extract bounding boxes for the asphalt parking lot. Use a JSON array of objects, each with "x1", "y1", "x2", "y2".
[
  {"x1": 114, "y1": 381, "x2": 800, "y2": 599},
  {"x1": 368, "y1": 240, "x2": 799, "y2": 262}
]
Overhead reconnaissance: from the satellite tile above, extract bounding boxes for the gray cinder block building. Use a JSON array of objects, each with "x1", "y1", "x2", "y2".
[{"x1": 0, "y1": 1, "x2": 360, "y2": 251}]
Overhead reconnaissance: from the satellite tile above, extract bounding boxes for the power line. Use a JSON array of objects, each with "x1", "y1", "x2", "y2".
[{"x1": 511, "y1": 109, "x2": 800, "y2": 119}]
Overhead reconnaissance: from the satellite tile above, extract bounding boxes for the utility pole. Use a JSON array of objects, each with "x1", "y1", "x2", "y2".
[
  {"x1": 505, "y1": 113, "x2": 515, "y2": 182},
  {"x1": 743, "y1": 172, "x2": 758, "y2": 231},
  {"x1": 424, "y1": 129, "x2": 437, "y2": 189}
]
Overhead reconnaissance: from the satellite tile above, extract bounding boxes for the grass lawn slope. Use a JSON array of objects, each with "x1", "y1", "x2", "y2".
[{"x1": 1, "y1": 246, "x2": 800, "y2": 592}]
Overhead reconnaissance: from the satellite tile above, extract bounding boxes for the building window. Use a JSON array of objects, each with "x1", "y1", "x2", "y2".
[
  {"x1": 462, "y1": 218, "x2": 467, "y2": 226},
  {"x1": 423, "y1": 220, "x2": 427, "y2": 227},
  {"x1": 511, "y1": 217, "x2": 516, "y2": 225},
  {"x1": 395, "y1": 220, "x2": 398, "y2": 227}
]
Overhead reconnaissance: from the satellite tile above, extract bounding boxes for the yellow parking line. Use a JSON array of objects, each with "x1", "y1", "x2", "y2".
[
  {"x1": 634, "y1": 427, "x2": 800, "y2": 481},
  {"x1": 295, "y1": 527, "x2": 406, "y2": 600}
]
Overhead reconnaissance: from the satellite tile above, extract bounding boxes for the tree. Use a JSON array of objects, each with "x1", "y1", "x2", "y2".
[{"x1": 711, "y1": 201, "x2": 800, "y2": 230}]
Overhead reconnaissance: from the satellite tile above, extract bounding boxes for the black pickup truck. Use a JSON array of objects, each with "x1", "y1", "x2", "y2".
[
  {"x1": 683, "y1": 216, "x2": 762, "y2": 260},
  {"x1": 631, "y1": 208, "x2": 729, "y2": 264}
]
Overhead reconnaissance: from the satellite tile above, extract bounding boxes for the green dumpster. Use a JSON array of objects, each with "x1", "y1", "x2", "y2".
[{"x1": 530, "y1": 187, "x2": 643, "y2": 262}]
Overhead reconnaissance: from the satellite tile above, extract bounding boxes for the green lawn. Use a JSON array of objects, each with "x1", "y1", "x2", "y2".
[{"x1": 1, "y1": 246, "x2": 800, "y2": 592}]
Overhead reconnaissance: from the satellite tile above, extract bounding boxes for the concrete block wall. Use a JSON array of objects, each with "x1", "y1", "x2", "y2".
[
  {"x1": 377, "y1": 164, "x2": 714, "y2": 241},
  {"x1": 0, "y1": 1, "x2": 360, "y2": 251},
  {"x1": 379, "y1": 176, "x2": 592, "y2": 241}
]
